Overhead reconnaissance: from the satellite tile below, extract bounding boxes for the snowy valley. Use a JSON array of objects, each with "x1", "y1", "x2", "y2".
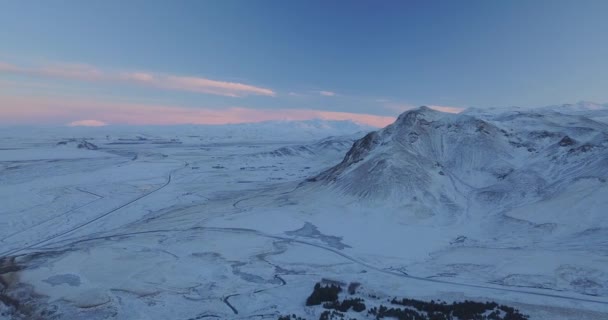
[{"x1": 1, "y1": 105, "x2": 608, "y2": 320}]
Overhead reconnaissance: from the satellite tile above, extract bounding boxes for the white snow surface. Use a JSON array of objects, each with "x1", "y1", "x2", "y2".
[{"x1": 0, "y1": 113, "x2": 607, "y2": 319}]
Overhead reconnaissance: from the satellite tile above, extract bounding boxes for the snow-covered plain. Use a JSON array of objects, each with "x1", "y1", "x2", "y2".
[{"x1": 0, "y1": 111, "x2": 607, "y2": 319}]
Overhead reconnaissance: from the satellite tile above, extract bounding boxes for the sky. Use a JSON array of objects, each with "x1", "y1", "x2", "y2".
[{"x1": 1, "y1": 0, "x2": 607, "y2": 127}]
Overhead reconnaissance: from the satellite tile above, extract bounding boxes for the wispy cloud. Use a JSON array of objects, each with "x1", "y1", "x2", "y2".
[
  {"x1": 39, "y1": 63, "x2": 105, "y2": 81},
  {"x1": 0, "y1": 95, "x2": 395, "y2": 127},
  {"x1": 0, "y1": 61, "x2": 276, "y2": 97},
  {"x1": 319, "y1": 90, "x2": 336, "y2": 97}
]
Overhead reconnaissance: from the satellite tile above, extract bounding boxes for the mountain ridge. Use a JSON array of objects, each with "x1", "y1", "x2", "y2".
[{"x1": 305, "y1": 106, "x2": 608, "y2": 231}]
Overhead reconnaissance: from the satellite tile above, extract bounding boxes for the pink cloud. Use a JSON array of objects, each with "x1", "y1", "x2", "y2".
[
  {"x1": 120, "y1": 72, "x2": 155, "y2": 82},
  {"x1": 0, "y1": 62, "x2": 20, "y2": 72},
  {"x1": 0, "y1": 95, "x2": 395, "y2": 127},
  {"x1": 68, "y1": 119, "x2": 108, "y2": 127},
  {"x1": 161, "y1": 75, "x2": 276, "y2": 97},
  {"x1": 0, "y1": 60, "x2": 275, "y2": 97},
  {"x1": 425, "y1": 105, "x2": 465, "y2": 113},
  {"x1": 319, "y1": 91, "x2": 336, "y2": 97},
  {"x1": 384, "y1": 103, "x2": 465, "y2": 114}
]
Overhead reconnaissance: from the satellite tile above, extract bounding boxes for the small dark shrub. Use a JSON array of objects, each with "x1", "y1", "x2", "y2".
[{"x1": 347, "y1": 282, "x2": 360, "y2": 295}]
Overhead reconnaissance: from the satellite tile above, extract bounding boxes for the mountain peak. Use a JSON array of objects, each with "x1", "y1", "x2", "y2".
[
  {"x1": 394, "y1": 105, "x2": 448, "y2": 128},
  {"x1": 401, "y1": 105, "x2": 438, "y2": 115}
]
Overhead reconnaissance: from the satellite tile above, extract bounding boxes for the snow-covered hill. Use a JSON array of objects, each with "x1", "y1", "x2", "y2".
[{"x1": 309, "y1": 106, "x2": 608, "y2": 231}]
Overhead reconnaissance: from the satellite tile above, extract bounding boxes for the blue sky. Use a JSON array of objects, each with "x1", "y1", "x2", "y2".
[{"x1": 1, "y1": 0, "x2": 607, "y2": 126}]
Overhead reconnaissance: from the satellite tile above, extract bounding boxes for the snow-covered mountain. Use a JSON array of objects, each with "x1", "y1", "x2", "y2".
[
  {"x1": 0, "y1": 119, "x2": 374, "y2": 146},
  {"x1": 253, "y1": 133, "x2": 365, "y2": 159},
  {"x1": 541, "y1": 101, "x2": 608, "y2": 124},
  {"x1": 542, "y1": 101, "x2": 608, "y2": 113},
  {"x1": 198, "y1": 119, "x2": 374, "y2": 142},
  {"x1": 309, "y1": 106, "x2": 608, "y2": 231},
  {"x1": 465, "y1": 101, "x2": 608, "y2": 124}
]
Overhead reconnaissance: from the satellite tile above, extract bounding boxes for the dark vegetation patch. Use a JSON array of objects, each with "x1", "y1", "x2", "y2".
[
  {"x1": 306, "y1": 283, "x2": 342, "y2": 306},
  {"x1": 280, "y1": 281, "x2": 529, "y2": 320},
  {"x1": 278, "y1": 315, "x2": 306, "y2": 320},
  {"x1": 378, "y1": 298, "x2": 529, "y2": 320},
  {"x1": 319, "y1": 310, "x2": 350, "y2": 320},
  {"x1": 323, "y1": 298, "x2": 366, "y2": 312}
]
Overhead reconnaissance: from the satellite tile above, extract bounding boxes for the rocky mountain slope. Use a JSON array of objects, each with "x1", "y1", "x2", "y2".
[{"x1": 310, "y1": 106, "x2": 608, "y2": 231}]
